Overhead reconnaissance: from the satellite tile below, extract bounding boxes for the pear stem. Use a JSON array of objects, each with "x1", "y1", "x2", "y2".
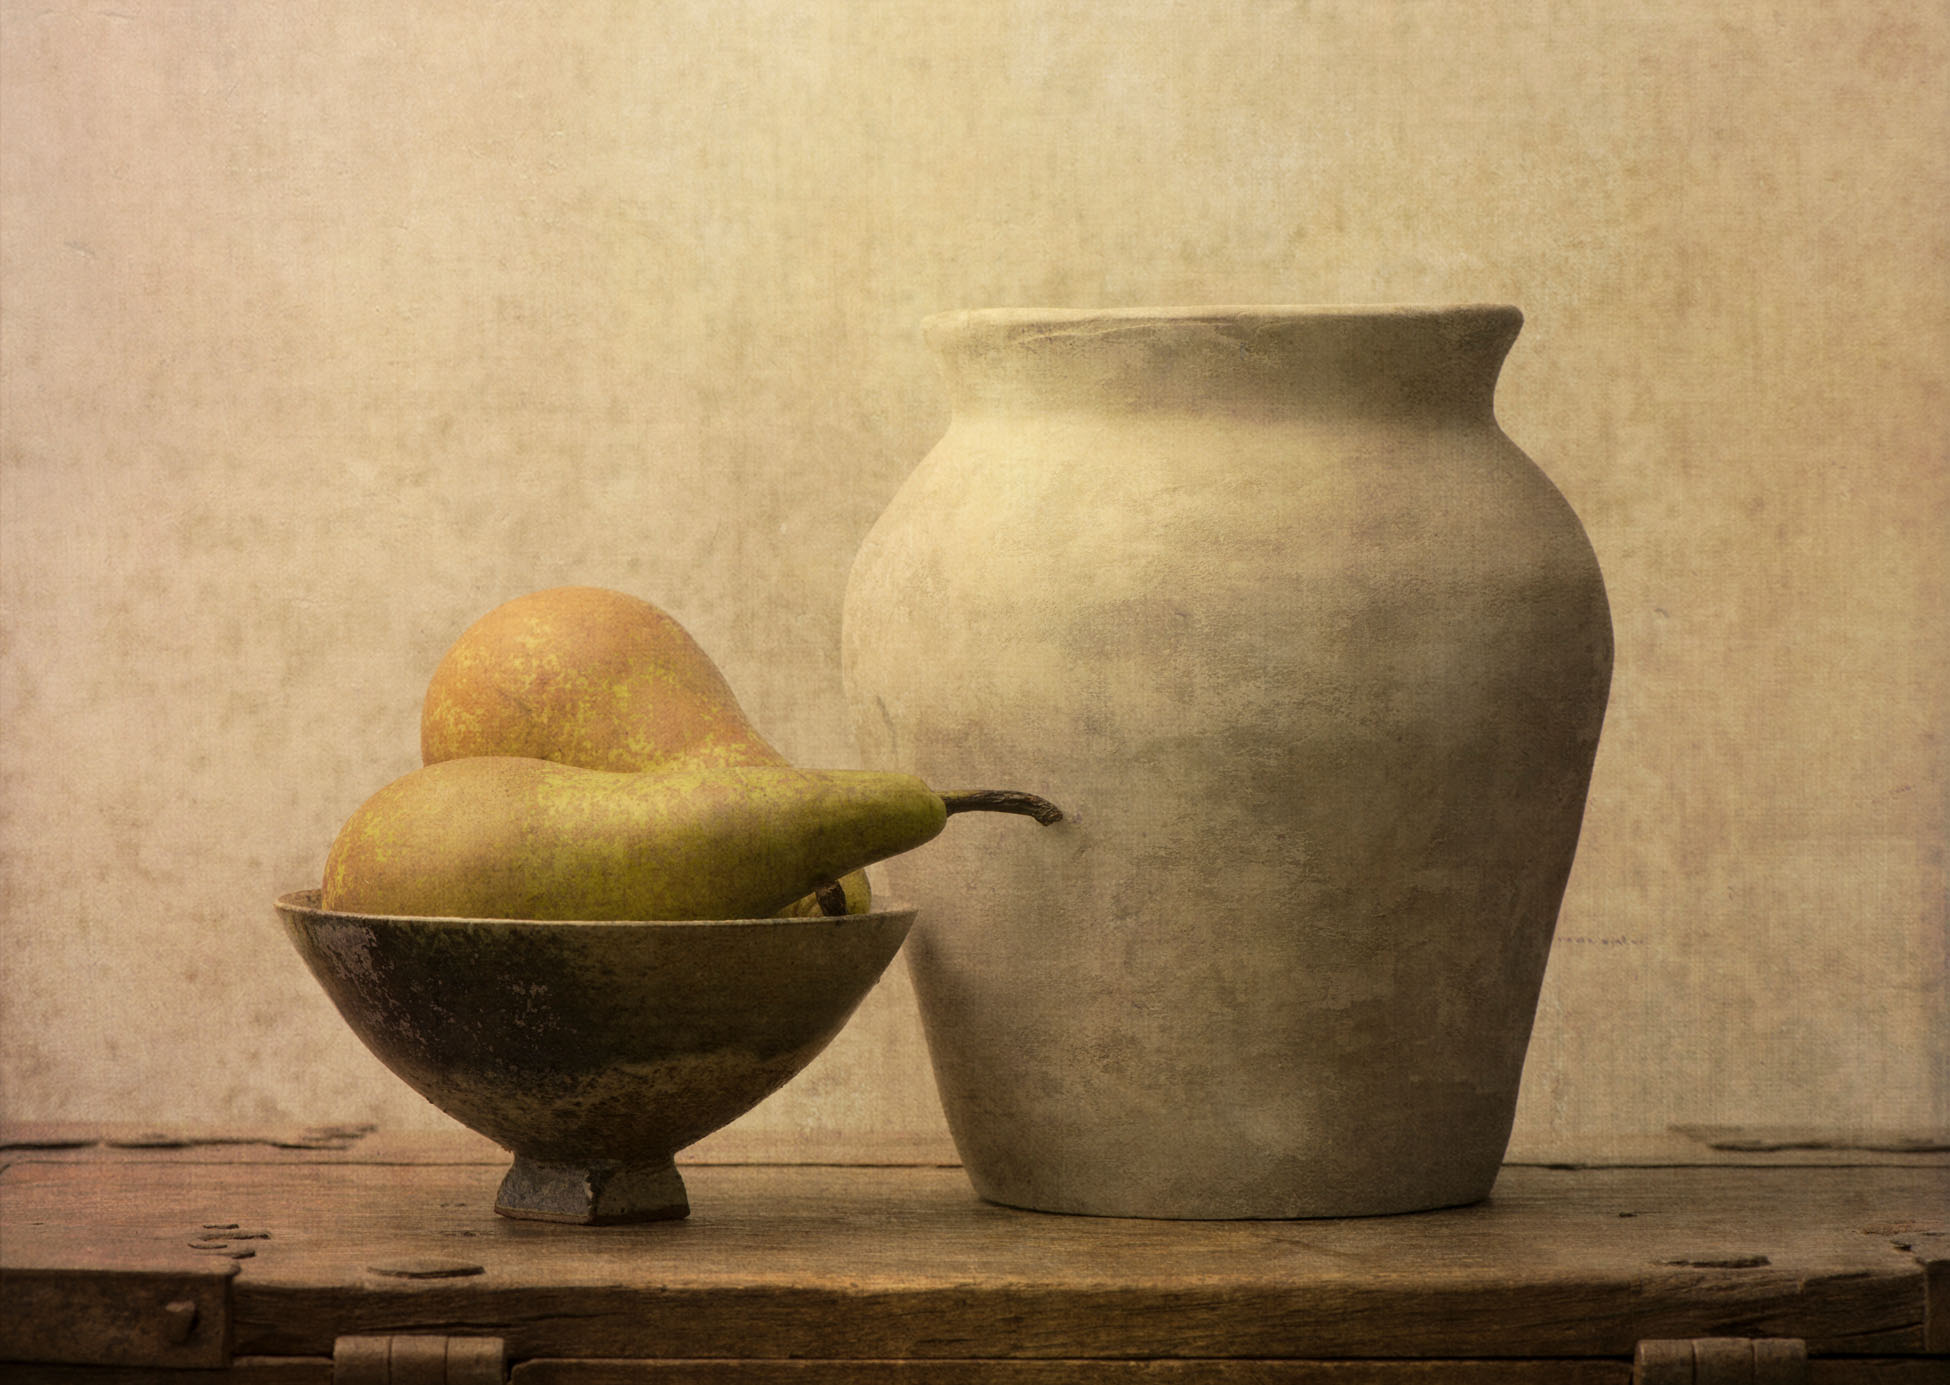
[
  {"x1": 814, "y1": 882, "x2": 849, "y2": 916},
  {"x1": 938, "y1": 789, "x2": 1066, "y2": 826}
]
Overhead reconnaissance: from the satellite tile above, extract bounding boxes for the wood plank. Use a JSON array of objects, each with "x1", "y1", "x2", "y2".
[
  {"x1": 0, "y1": 1122, "x2": 497, "y2": 1166},
  {"x1": 509, "y1": 1365, "x2": 1950, "y2": 1385},
  {"x1": 3, "y1": 1160, "x2": 1937, "y2": 1362},
  {"x1": 3, "y1": 1361, "x2": 332, "y2": 1385},
  {"x1": 512, "y1": 1361, "x2": 1632, "y2": 1383},
  {"x1": 0, "y1": 1264, "x2": 235, "y2": 1368},
  {"x1": 4, "y1": 1360, "x2": 1944, "y2": 1384},
  {"x1": 11, "y1": 1123, "x2": 1945, "y2": 1171},
  {"x1": 1507, "y1": 1127, "x2": 1950, "y2": 1169},
  {"x1": 0, "y1": 1123, "x2": 961, "y2": 1169},
  {"x1": 1931, "y1": 1258, "x2": 1950, "y2": 1353}
]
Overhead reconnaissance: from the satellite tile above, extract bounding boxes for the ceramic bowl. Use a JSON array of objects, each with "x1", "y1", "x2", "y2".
[{"x1": 275, "y1": 889, "x2": 914, "y2": 1223}]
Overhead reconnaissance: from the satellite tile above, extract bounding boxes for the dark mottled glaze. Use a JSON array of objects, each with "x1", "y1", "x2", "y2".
[{"x1": 277, "y1": 890, "x2": 912, "y2": 1220}]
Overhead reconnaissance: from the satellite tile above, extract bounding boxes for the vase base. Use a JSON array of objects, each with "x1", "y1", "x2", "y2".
[
  {"x1": 974, "y1": 1190, "x2": 1493, "y2": 1221},
  {"x1": 964, "y1": 1165, "x2": 1501, "y2": 1221}
]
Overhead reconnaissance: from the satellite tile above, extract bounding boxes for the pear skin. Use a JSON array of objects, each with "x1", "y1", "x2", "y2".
[
  {"x1": 420, "y1": 586, "x2": 869, "y2": 915},
  {"x1": 322, "y1": 759, "x2": 951, "y2": 922},
  {"x1": 422, "y1": 586, "x2": 785, "y2": 773}
]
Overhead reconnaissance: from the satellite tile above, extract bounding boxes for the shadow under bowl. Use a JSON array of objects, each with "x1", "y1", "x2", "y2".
[{"x1": 275, "y1": 889, "x2": 914, "y2": 1224}]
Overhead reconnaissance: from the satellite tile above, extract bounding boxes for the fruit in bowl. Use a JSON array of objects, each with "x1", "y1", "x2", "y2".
[
  {"x1": 284, "y1": 588, "x2": 1064, "y2": 1221},
  {"x1": 420, "y1": 586, "x2": 876, "y2": 915}
]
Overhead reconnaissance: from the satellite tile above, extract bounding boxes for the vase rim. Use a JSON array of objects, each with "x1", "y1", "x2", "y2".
[{"x1": 921, "y1": 304, "x2": 1524, "y2": 417}]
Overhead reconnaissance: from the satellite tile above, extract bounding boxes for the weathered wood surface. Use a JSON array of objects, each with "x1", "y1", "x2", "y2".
[
  {"x1": 7, "y1": 1361, "x2": 1949, "y2": 1384},
  {"x1": 6, "y1": 1363, "x2": 333, "y2": 1385},
  {"x1": 8, "y1": 1121, "x2": 1947, "y2": 1170},
  {"x1": 0, "y1": 1122, "x2": 959, "y2": 1170},
  {"x1": 513, "y1": 1364, "x2": 1637, "y2": 1385},
  {"x1": 0, "y1": 1263, "x2": 236, "y2": 1368},
  {"x1": 509, "y1": 1364, "x2": 1946, "y2": 1385},
  {"x1": 2, "y1": 1153, "x2": 1940, "y2": 1364}
]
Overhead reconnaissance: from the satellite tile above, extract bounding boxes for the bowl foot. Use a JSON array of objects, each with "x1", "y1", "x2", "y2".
[{"x1": 494, "y1": 1153, "x2": 690, "y2": 1224}]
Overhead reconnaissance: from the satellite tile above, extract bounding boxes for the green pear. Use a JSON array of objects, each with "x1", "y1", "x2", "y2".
[
  {"x1": 419, "y1": 586, "x2": 870, "y2": 916},
  {"x1": 320, "y1": 757, "x2": 1061, "y2": 922}
]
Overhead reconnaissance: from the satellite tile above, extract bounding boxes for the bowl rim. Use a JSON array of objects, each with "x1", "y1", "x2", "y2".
[{"x1": 274, "y1": 888, "x2": 916, "y2": 930}]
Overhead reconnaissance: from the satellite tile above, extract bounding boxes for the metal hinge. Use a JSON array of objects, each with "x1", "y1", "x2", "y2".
[
  {"x1": 334, "y1": 1335, "x2": 506, "y2": 1385},
  {"x1": 1634, "y1": 1337, "x2": 1807, "y2": 1385}
]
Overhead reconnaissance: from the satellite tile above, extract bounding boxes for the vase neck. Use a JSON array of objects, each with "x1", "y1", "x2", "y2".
[{"x1": 924, "y1": 305, "x2": 1522, "y2": 423}]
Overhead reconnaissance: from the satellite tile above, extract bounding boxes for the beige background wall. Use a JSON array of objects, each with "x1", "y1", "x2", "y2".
[{"x1": 2, "y1": 1, "x2": 1943, "y2": 1159}]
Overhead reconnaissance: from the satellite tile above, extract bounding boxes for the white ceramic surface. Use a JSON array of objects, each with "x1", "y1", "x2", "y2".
[{"x1": 843, "y1": 306, "x2": 1613, "y2": 1218}]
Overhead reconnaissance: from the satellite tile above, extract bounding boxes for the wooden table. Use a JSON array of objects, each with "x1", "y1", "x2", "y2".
[{"x1": 2, "y1": 1125, "x2": 1943, "y2": 1382}]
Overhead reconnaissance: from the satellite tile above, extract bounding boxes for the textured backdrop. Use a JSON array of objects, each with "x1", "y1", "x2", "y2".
[{"x1": 2, "y1": 0, "x2": 1943, "y2": 1158}]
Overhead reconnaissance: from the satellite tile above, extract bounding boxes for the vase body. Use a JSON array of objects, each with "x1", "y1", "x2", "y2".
[{"x1": 842, "y1": 306, "x2": 1612, "y2": 1218}]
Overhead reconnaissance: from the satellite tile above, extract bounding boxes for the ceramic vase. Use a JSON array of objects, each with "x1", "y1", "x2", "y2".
[{"x1": 842, "y1": 305, "x2": 1612, "y2": 1218}]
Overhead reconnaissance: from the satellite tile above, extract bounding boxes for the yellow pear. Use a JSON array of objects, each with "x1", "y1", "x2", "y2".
[
  {"x1": 420, "y1": 586, "x2": 866, "y2": 915},
  {"x1": 423, "y1": 586, "x2": 783, "y2": 772},
  {"x1": 321, "y1": 758, "x2": 1061, "y2": 922}
]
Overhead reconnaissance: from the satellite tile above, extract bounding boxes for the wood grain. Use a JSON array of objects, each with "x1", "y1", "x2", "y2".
[
  {"x1": 9, "y1": 1122, "x2": 1946, "y2": 1170},
  {"x1": 506, "y1": 1367, "x2": 1950, "y2": 1385},
  {"x1": 2, "y1": 1156, "x2": 1938, "y2": 1364},
  {"x1": 513, "y1": 1362, "x2": 1633, "y2": 1383},
  {"x1": 6, "y1": 1359, "x2": 1944, "y2": 1384},
  {"x1": 0, "y1": 1122, "x2": 962, "y2": 1169},
  {"x1": 4, "y1": 1363, "x2": 333, "y2": 1385}
]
